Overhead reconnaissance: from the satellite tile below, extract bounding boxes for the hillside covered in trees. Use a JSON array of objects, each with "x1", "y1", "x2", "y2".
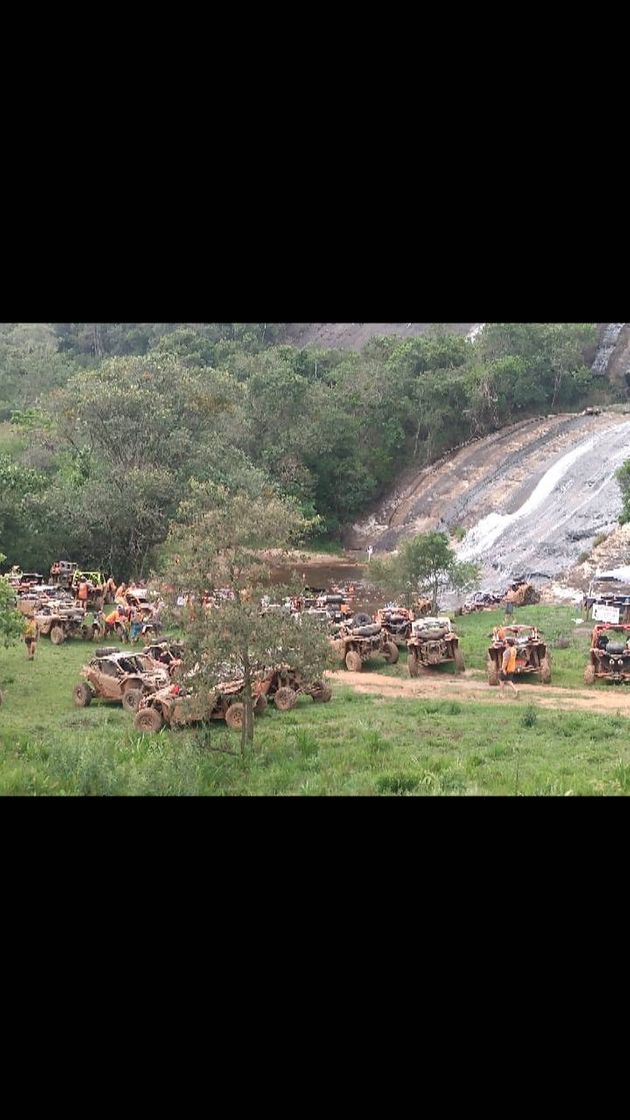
[{"x1": 0, "y1": 322, "x2": 616, "y2": 577}]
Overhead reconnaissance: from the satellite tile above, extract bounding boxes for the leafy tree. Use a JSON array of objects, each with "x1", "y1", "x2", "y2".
[
  {"x1": 370, "y1": 532, "x2": 480, "y2": 612},
  {"x1": 163, "y1": 483, "x2": 330, "y2": 753},
  {"x1": 0, "y1": 555, "x2": 22, "y2": 646},
  {"x1": 616, "y1": 461, "x2": 630, "y2": 525}
]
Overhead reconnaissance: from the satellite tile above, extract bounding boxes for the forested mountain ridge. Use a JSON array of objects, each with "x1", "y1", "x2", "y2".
[{"x1": 0, "y1": 322, "x2": 618, "y2": 576}]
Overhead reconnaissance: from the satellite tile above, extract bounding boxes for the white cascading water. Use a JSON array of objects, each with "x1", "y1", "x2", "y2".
[
  {"x1": 467, "y1": 324, "x2": 485, "y2": 341},
  {"x1": 457, "y1": 436, "x2": 599, "y2": 561},
  {"x1": 591, "y1": 323, "x2": 625, "y2": 375}
]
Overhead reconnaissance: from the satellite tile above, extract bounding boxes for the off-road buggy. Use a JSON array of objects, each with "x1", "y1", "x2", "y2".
[
  {"x1": 142, "y1": 638, "x2": 185, "y2": 674},
  {"x1": 407, "y1": 616, "x2": 465, "y2": 676},
  {"x1": 34, "y1": 602, "x2": 92, "y2": 644},
  {"x1": 374, "y1": 606, "x2": 414, "y2": 647},
  {"x1": 133, "y1": 677, "x2": 255, "y2": 732},
  {"x1": 330, "y1": 620, "x2": 399, "y2": 671},
  {"x1": 486, "y1": 624, "x2": 551, "y2": 685},
  {"x1": 49, "y1": 560, "x2": 78, "y2": 589},
  {"x1": 584, "y1": 624, "x2": 630, "y2": 684},
  {"x1": 254, "y1": 665, "x2": 332, "y2": 710},
  {"x1": 73, "y1": 650, "x2": 171, "y2": 712}
]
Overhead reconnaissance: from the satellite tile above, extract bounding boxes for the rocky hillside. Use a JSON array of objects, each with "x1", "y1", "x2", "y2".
[
  {"x1": 346, "y1": 409, "x2": 630, "y2": 593},
  {"x1": 282, "y1": 323, "x2": 477, "y2": 349}
]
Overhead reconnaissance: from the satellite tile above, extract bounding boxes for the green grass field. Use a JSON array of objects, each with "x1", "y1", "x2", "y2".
[{"x1": 2, "y1": 605, "x2": 630, "y2": 795}]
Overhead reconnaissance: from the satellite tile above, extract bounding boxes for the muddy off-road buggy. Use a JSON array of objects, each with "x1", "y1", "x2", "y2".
[
  {"x1": 49, "y1": 560, "x2": 78, "y2": 589},
  {"x1": 374, "y1": 606, "x2": 415, "y2": 647},
  {"x1": 487, "y1": 625, "x2": 551, "y2": 685},
  {"x1": 584, "y1": 624, "x2": 630, "y2": 684},
  {"x1": 133, "y1": 678, "x2": 257, "y2": 732},
  {"x1": 34, "y1": 602, "x2": 92, "y2": 644},
  {"x1": 330, "y1": 621, "x2": 399, "y2": 671},
  {"x1": 254, "y1": 666, "x2": 332, "y2": 710},
  {"x1": 142, "y1": 638, "x2": 185, "y2": 674},
  {"x1": 407, "y1": 617, "x2": 465, "y2": 676},
  {"x1": 73, "y1": 650, "x2": 171, "y2": 712}
]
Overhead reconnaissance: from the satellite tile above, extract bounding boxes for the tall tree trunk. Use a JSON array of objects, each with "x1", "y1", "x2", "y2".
[{"x1": 241, "y1": 656, "x2": 255, "y2": 754}]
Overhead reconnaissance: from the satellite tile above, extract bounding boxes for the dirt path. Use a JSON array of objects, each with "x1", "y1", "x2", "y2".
[{"x1": 327, "y1": 668, "x2": 630, "y2": 716}]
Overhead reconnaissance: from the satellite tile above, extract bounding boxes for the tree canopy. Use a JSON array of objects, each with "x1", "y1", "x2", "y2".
[{"x1": 0, "y1": 322, "x2": 610, "y2": 576}]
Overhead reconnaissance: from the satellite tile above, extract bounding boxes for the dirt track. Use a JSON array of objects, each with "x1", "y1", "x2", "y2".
[{"x1": 328, "y1": 668, "x2": 630, "y2": 717}]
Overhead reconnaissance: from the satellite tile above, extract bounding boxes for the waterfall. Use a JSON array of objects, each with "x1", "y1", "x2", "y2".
[{"x1": 591, "y1": 323, "x2": 625, "y2": 375}]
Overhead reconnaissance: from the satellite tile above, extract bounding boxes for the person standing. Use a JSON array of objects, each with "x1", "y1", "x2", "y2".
[
  {"x1": 77, "y1": 577, "x2": 89, "y2": 610},
  {"x1": 24, "y1": 616, "x2": 38, "y2": 660},
  {"x1": 499, "y1": 637, "x2": 519, "y2": 696}
]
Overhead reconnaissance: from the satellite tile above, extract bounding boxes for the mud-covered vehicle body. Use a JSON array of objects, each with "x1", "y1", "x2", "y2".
[
  {"x1": 49, "y1": 560, "x2": 78, "y2": 589},
  {"x1": 487, "y1": 624, "x2": 551, "y2": 685},
  {"x1": 584, "y1": 624, "x2": 630, "y2": 684},
  {"x1": 330, "y1": 621, "x2": 399, "y2": 671},
  {"x1": 133, "y1": 677, "x2": 254, "y2": 732},
  {"x1": 73, "y1": 651, "x2": 171, "y2": 711},
  {"x1": 374, "y1": 606, "x2": 414, "y2": 646},
  {"x1": 254, "y1": 665, "x2": 332, "y2": 710},
  {"x1": 407, "y1": 616, "x2": 465, "y2": 676},
  {"x1": 34, "y1": 602, "x2": 91, "y2": 644}
]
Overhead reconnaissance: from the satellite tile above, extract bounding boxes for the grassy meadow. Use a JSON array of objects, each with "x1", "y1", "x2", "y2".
[{"x1": 3, "y1": 605, "x2": 630, "y2": 795}]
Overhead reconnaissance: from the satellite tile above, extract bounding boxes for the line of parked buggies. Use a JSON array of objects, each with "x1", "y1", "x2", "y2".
[
  {"x1": 72, "y1": 639, "x2": 332, "y2": 734},
  {"x1": 69, "y1": 613, "x2": 630, "y2": 736}
]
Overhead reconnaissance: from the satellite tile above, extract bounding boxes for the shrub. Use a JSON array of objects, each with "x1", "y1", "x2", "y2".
[
  {"x1": 521, "y1": 705, "x2": 538, "y2": 728},
  {"x1": 376, "y1": 773, "x2": 418, "y2": 795}
]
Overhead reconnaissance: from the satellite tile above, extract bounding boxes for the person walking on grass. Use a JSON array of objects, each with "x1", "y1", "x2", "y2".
[
  {"x1": 24, "y1": 616, "x2": 38, "y2": 661},
  {"x1": 499, "y1": 636, "x2": 519, "y2": 697}
]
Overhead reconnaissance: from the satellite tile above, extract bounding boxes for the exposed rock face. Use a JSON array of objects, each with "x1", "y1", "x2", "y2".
[
  {"x1": 282, "y1": 323, "x2": 477, "y2": 350},
  {"x1": 346, "y1": 410, "x2": 630, "y2": 592}
]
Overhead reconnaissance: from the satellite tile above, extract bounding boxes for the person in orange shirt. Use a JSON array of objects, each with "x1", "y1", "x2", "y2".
[
  {"x1": 499, "y1": 637, "x2": 519, "y2": 696},
  {"x1": 105, "y1": 606, "x2": 128, "y2": 639}
]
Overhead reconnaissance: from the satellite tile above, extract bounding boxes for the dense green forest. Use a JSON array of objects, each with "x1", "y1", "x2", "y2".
[{"x1": 0, "y1": 322, "x2": 612, "y2": 577}]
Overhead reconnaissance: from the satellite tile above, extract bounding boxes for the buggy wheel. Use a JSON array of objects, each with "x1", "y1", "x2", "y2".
[
  {"x1": 408, "y1": 650, "x2": 420, "y2": 678},
  {"x1": 382, "y1": 640, "x2": 399, "y2": 664},
  {"x1": 453, "y1": 647, "x2": 465, "y2": 673},
  {"x1": 487, "y1": 658, "x2": 499, "y2": 686},
  {"x1": 80, "y1": 625, "x2": 91, "y2": 641},
  {"x1": 310, "y1": 682, "x2": 332, "y2": 703},
  {"x1": 225, "y1": 702, "x2": 245, "y2": 729},
  {"x1": 134, "y1": 706, "x2": 164, "y2": 732},
  {"x1": 73, "y1": 682, "x2": 93, "y2": 707},
  {"x1": 583, "y1": 663, "x2": 596, "y2": 685},
  {"x1": 330, "y1": 639, "x2": 346, "y2": 663},
  {"x1": 540, "y1": 656, "x2": 551, "y2": 684},
  {"x1": 122, "y1": 686, "x2": 143, "y2": 713},
  {"x1": 345, "y1": 650, "x2": 363, "y2": 672},
  {"x1": 95, "y1": 646, "x2": 119, "y2": 657},
  {"x1": 50, "y1": 625, "x2": 65, "y2": 645},
  {"x1": 254, "y1": 693, "x2": 268, "y2": 714},
  {"x1": 274, "y1": 687, "x2": 298, "y2": 711}
]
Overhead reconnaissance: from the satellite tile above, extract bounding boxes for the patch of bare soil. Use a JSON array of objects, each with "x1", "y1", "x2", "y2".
[{"x1": 327, "y1": 668, "x2": 630, "y2": 716}]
